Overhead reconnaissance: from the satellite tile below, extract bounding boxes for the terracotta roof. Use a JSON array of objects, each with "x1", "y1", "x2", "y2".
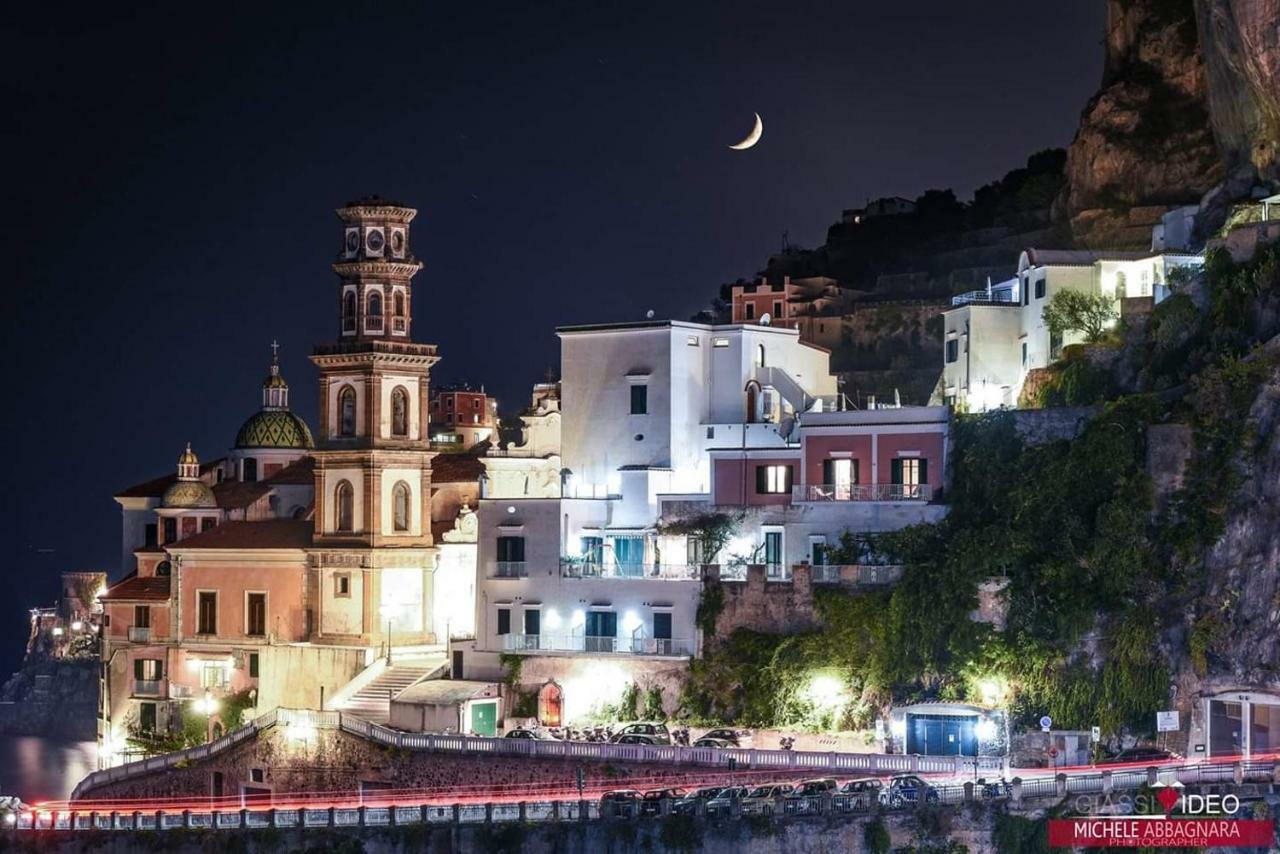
[
  {"x1": 166, "y1": 519, "x2": 314, "y2": 551},
  {"x1": 133, "y1": 544, "x2": 165, "y2": 554},
  {"x1": 101, "y1": 574, "x2": 171, "y2": 602},
  {"x1": 116, "y1": 459, "x2": 224, "y2": 499},
  {"x1": 431, "y1": 452, "x2": 486, "y2": 484},
  {"x1": 212, "y1": 480, "x2": 272, "y2": 510},
  {"x1": 264, "y1": 457, "x2": 315, "y2": 485}
]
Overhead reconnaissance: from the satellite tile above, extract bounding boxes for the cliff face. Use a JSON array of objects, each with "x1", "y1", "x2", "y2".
[
  {"x1": 1058, "y1": 0, "x2": 1223, "y2": 247},
  {"x1": 1195, "y1": 0, "x2": 1280, "y2": 185}
]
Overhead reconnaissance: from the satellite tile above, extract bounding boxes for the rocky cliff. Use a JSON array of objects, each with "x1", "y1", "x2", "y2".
[
  {"x1": 1057, "y1": 0, "x2": 1223, "y2": 247},
  {"x1": 1058, "y1": 0, "x2": 1280, "y2": 247}
]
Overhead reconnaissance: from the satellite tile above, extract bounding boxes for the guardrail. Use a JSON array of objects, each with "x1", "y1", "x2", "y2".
[
  {"x1": 793, "y1": 483, "x2": 932, "y2": 502},
  {"x1": 37, "y1": 759, "x2": 1280, "y2": 835}
]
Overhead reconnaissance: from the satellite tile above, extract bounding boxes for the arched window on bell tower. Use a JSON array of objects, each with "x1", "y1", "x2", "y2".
[
  {"x1": 391, "y1": 386, "x2": 409, "y2": 437},
  {"x1": 392, "y1": 481, "x2": 411, "y2": 532},
  {"x1": 342, "y1": 291, "x2": 357, "y2": 334},
  {"x1": 335, "y1": 480, "x2": 355, "y2": 532},
  {"x1": 394, "y1": 291, "x2": 405, "y2": 317},
  {"x1": 338, "y1": 386, "x2": 357, "y2": 436},
  {"x1": 367, "y1": 291, "x2": 383, "y2": 332}
]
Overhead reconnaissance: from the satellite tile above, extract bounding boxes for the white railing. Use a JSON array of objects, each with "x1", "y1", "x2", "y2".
[
  {"x1": 793, "y1": 483, "x2": 932, "y2": 502},
  {"x1": 127, "y1": 627, "x2": 151, "y2": 643},
  {"x1": 500, "y1": 633, "x2": 693, "y2": 657},
  {"x1": 810, "y1": 565, "x2": 904, "y2": 585},
  {"x1": 133, "y1": 680, "x2": 162, "y2": 697},
  {"x1": 952, "y1": 289, "x2": 1017, "y2": 307},
  {"x1": 559, "y1": 561, "x2": 699, "y2": 581}
]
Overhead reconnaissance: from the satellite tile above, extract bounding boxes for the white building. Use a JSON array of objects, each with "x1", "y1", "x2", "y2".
[
  {"x1": 456, "y1": 319, "x2": 945, "y2": 726},
  {"x1": 941, "y1": 248, "x2": 1203, "y2": 411}
]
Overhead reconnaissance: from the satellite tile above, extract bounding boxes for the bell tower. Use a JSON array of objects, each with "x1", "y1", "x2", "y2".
[{"x1": 309, "y1": 197, "x2": 440, "y2": 646}]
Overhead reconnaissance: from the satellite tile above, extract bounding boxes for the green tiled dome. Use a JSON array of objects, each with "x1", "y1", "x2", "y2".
[
  {"x1": 162, "y1": 479, "x2": 216, "y2": 508},
  {"x1": 235, "y1": 410, "x2": 315, "y2": 450}
]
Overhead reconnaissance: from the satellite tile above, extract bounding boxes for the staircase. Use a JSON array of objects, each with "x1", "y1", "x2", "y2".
[{"x1": 333, "y1": 654, "x2": 446, "y2": 724}]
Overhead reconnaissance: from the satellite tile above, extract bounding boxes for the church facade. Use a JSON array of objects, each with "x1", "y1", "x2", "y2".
[{"x1": 99, "y1": 199, "x2": 459, "y2": 763}]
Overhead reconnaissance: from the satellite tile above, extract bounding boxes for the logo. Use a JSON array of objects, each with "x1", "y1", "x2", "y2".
[{"x1": 1049, "y1": 783, "x2": 1270, "y2": 848}]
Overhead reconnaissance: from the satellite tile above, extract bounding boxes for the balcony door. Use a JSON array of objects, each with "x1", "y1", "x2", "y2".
[
  {"x1": 246, "y1": 593, "x2": 266, "y2": 637},
  {"x1": 822, "y1": 458, "x2": 858, "y2": 500},
  {"x1": 523, "y1": 609, "x2": 540, "y2": 650},
  {"x1": 585, "y1": 611, "x2": 617, "y2": 653},
  {"x1": 890, "y1": 457, "x2": 927, "y2": 498},
  {"x1": 653, "y1": 612, "x2": 672, "y2": 655}
]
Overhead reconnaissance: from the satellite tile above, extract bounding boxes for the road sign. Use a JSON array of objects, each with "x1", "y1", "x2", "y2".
[
  {"x1": 1091, "y1": 726, "x2": 1101, "y2": 743},
  {"x1": 1040, "y1": 715, "x2": 1052, "y2": 732},
  {"x1": 1157, "y1": 711, "x2": 1180, "y2": 732},
  {"x1": 1047, "y1": 746, "x2": 1058, "y2": 758}
]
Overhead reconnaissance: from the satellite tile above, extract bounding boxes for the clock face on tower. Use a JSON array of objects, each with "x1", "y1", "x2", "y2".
[
  {"x1": 345, "y1": 229, "x2": 360, "y2": 255},
  {"x1": 390, "y1": 229, "x2": 404, "y2": 256},
  {"x1": 366, "y1": 228, "x2": 385, "y2": 255}
]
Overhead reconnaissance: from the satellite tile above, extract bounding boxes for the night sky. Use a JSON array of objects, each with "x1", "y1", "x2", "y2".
[{"x1": 2, "y1": 1, "x2": 1104, "y2": 674}]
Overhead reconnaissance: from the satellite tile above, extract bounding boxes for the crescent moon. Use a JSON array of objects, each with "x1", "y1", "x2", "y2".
[{"x1": 728, "y1": 113, "x2": 763, "y2": 151}]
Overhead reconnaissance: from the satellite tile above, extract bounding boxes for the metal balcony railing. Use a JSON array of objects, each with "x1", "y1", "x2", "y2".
[
  {"x1": 134, "y1": 680, "x2": 162, "y2": 697},
  {"x1": 127, "y1": 627, "x2": 151, "y2": 643},
  {"x1": 501, "y1": 634, "x2": 692, "y2": 657},
  {"x1": 490, "y1": 562, "x2": 528, "y2": 578},
  {"x1": 391, "y1": 316, "x2": 407, "y2": 333},
  {"x1": 809, "y1": 564, "x2": 904, "y2": 585},
  {"x1": 559, "y1": 561, "x2": 699, "y2": 580},
  {"x1": 341, "y1": 317, "x2": 356, "y2": 333},
  {"x1": 952, "y1": 289, "x2": 1018, "y2": 307},
  {"x1": 793, "y1": 483, "x2": 931, "y2": 502},
  {"x1": 365, "y1": 316, "x2": 383, "y2": 332}
]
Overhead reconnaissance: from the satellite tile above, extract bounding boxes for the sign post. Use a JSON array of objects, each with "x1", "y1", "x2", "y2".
[{"x1": 1156, "y1": 711, "x2": 1179, "y2": 754}]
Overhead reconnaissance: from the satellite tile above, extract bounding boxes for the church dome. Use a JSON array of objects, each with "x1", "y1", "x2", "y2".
[
  {"x1": 235, "y1": 409, "x2": 315, "y2": 450},
  {"x1": 161, "y1": 479, "x2": 217, "y2": 509}
]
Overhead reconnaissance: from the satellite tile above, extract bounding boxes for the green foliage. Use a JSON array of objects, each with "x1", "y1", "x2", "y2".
[
  {"x1": 656, "y1": 510, "x2": 744, "y2": 564},
  {"x1": 1026, "y1": 347, "x2": 1113, "y2": 408},
  {"x1": 499, "y1": 653, "x2": 525, "y2": 685},
  {"x1": 864, "y1": 817, "x2": 893, "y2": 853},
  {"x1": 1042, "y1": 289, "x2": 1117, "y2": 342},
  {"x1": 642, "y1": 685, "x2": 665, "y2": 721},
  {"x1": 993, "y1": 813, "x2": 1048, "y2": 854},
  {"x1": 696, "y1": 582, "x2": 725, "y2": 637}
]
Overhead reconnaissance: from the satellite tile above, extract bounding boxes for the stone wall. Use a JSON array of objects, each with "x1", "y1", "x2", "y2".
[
  {"x1": 1010, "y1": 406, "x2": 1101, "y2": 445},
  {"x1": 0, "y1": 659, "x2": 98, "y2": 739},
  {"x1": 77, "y1": 726, "x2": 695, "y2": 802}
]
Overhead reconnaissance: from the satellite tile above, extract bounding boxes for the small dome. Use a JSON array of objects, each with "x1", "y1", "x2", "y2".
[
  {"x1": 177, "y1": 443, "x2": 199, "y2": 466},
  {"x1": 162, "y1": 479, "x2": 217, "y2": 509},
  {"x1": 235, "y1": 410, "x2": 315, "y2": 450},
  {"x1": 263, "y1": 372, "x2": 289, "y2": 389}
]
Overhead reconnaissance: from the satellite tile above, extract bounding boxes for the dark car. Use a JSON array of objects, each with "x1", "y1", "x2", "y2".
[
  {"x1": 504, "y1": 727, "x2": 558, "y2": 740},
  {"x1": 640, "y1": 787, "x2": 687, "y2": 816},
  {"x1": 705, "y1": 785, "x2": 750, "y2": 817},
  {"x1": 600, "y1": 789, "x2": 642, "y2": 817},
  {"x1": 1106, "y1": 747, "x2": 1175, "y2": 765},
  {"x1": 701, "y1": 727, "x2": 747, "y2": 747},
  {"x1": 788, "y1": 778, "x2": 838, "y2": 797},
  {"x1": 693, "y1": 736, "x2": 734, "y2": 749},
  {"x1": 615, "y1": 733, "x2": 660, "y2": 745},
  {"x1": 879, "y1": 775, "x2": 939, "y2": 808},
  {"x1": 672, "y1": 786, "x2": 722, "y2": 815},
  {"x1": 839, "y1": 778, "x2": 883, "y2": 795},
  {"x1": 611, "y1": 722, "x2": 672, "y2": 745}
]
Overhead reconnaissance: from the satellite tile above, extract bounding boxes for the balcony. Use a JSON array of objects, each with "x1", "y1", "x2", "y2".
[
  {"x1": 342, "y1": 316, "x2": 356, "y2": 333},
  {"x1": 793, "y1": 483, "x2": 932, "y2": 502},
  {"x1": 489, "y1": 562, "x2": 528, "y2": 579},
  {"x1": 810, "y1": 564, "x2": 904, "y2": 585},
  {"x1": 951, "y1": 289, "x2": 1018, "y2": 307},
  {"x1": 391, "y1": 316, "x2": 407, "y2": 333},
  {"x1": 127, "y1": 626, "x2": 151, "y2": 643},
  {"x1": 134, "y1": 680, "x2": 162, "y2": 697},
  {"x1": 365, "y1": 316, "x2": 383, "y2": 332},
  {"x1": 559, "y1": 561, "x2": 699, "y2": 580},
  {"x1": 501, "y1": 633, "x2": 693, "y2": 657}
]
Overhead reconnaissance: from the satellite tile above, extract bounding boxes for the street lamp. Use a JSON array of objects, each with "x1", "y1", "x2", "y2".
[
  {"x1": 195, "y1": 690, "x2": 220, "y2": 743},
  {"x1": 379, "y1": 605, "x2": 394, "y2": 665}
]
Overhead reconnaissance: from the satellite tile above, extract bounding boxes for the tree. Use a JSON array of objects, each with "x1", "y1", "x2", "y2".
[
  {"x1": 1042, "y1": 289, "x2": 1117, "y2": 343},
  {"x1": 655, "y1": 510, "x2": 744, "y2": 564}
]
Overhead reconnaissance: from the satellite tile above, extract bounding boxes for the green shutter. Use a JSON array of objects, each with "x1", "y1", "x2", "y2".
[
  {"x1": 784, "y1": 466, "x2": 794, "y2": 492},
  {"x1": 134, "y1": 659, "x2": 144, "y2": 680},
  {"x1": 755, "y1": 465, "x2": 768, "y2": 494},
  {"x1": 919, "y1": 458, "x2": 929, "y2": 485},
  {"x1": 822, "y1": 459, "x2": 835, "y2": 486},
  {"x1": 890, "y1": 458, "x2": 903, "y2": 485},
  {"x1": 851, "y1": 459, "x2": 861, "y2": 485}
]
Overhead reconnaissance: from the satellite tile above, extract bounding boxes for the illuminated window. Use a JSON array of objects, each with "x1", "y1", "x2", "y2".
[
  {"x1": 755, "y1": 464, "x2": 792, "y2": 495},
  {"x1": 335, "y1": 480, "x2": 355, "y2": 532}
]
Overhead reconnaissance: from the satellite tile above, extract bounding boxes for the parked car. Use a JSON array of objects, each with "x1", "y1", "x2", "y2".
[
  {"x1": 838, "y1": 777, "x2": 883, "y2": 804},
  {"x1": 600, "y1": 789, "x2": 642, "y2": 817},
  {"x1": 739, "y1": 783, "x2": 794, "y2": 815},
  {"x1": 879, "y1": 775, "x2": 939, "y2": 808},
  {"x1": 504, "y1": 727, "x2": 558, "y2": 740},
  {"x1": 701, "y1": 727, "x2": 749, "y2": 747},
  {"x1": 611, "y1": 722, "x2": 672, "y2": 745},
  {"x1": 1105, "y1": 747, "x2": 1175, "y2": 765},
  {"x1": 639, "y1": 787, "x2": 687, "y2": 816},
  {"x1": 692, "y1": 737, "x2": 734, "y2": 749},
  {"x1": 789, "y1": 778, "x2": 838, "y2": 797},
  {"x1": 614, "y1": 733, "x2": 660, "y2": 745},
  {"x1": 705, "y1": 785, "x2": 750, "y2": 817},
  {"x1": 671, "y1": 786, "x2": 722, "y2": 815}
]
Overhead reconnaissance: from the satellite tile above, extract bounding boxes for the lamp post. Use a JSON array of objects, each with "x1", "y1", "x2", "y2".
[{"x1": 379, "y1": 605, "x2": 393, "y2": 666}]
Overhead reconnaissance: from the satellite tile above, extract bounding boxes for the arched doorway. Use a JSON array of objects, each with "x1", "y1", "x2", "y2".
[
  {"x1": 745, "y1": 381, "x2": 760, "y2": 424},
  {"x1": 538, "y1": 681, "x2": 564, "y2": 727}
]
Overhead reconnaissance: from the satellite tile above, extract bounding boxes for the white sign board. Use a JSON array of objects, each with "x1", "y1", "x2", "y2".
[
  {"x1": 1156, "y1": 711, "x2": 1180, "y2": 732},
  {"x1": 1091, "y1": 726, "x2": 1101, "y2": 743}
]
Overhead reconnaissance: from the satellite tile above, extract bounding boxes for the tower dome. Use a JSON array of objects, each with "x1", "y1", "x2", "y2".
[
  {"x1": 234, "y1": 341, "x2": 315, "y2": 450},
  {"x1": 161, "y1": 443, "x2": 217, "y2": 508}
]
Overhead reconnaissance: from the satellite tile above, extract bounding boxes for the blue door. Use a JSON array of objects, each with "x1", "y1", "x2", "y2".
[{"x1": 906, "y1": 714, "x2": 977, "y2": 756}]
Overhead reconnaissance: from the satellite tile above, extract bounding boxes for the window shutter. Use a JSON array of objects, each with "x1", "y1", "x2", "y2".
[
  {"x1": 784, "y1": 466, "x2": 794, "y2": 492},
  {"x1": 919, "y1": 458, "x2": 929, "y2": 485},
  {"x1": 822, "y1": 459, "x2": 835, "y2": 486},
  {"x1": 890, "y1": 458, "x2": 903, "y2": 485},
  {"x1": 514, "y1": 537, "x2": 525, "y2": 562},
  {"x1": 134, "y1": 659, "x2": 144, "y2": 680},
  {"x1": 755, "y1": 465, "x2": 768, "y2": 494},
  {"x1": 851, "y1": 459, "x2": 861, "y2": 484}
]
